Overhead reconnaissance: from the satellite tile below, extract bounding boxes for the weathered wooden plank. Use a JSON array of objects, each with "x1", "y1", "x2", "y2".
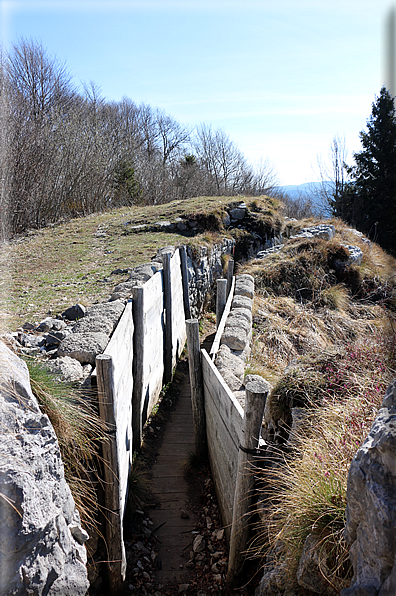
[
  {"x1": 141, "y1": 273, "x2": 164, "y2": 423},
  {"x1": 216, "y1": 278, "x2": 227, "y2": 329},
  {"x1": 132, "y1": 287, "x2": 144, "y2": 451},
  {"x1": 171, "y1": 249, "x2": 187, "y2": 364},
  {"x1": 202, "y1": 349, "x2": 244, "y2": 443},
  {"x1": 227, "y1": 378, "x2": 270, "y2": 589},
  {"x1": 180, "y1": 245, "x2": 192, "y2": 320},
  {"x1": 162, "y1": 250, "x2": 173, "y2": 384},
  {"x1": 186, "y1": 319, "x2": 206, "y2": 459},
  {"x1": 206, "y1": 411, "x2": 238, "y2": 518},
  {"x1": 96, "y1": 354, "x2": 126, "y2": 595},
  {"x1": 226, "y1": 258, "x2": 234, "y2": 297},
  {"x1": 210, "y1": 277, "x2": 235, "y2": 359},
  {"x1": 101, "y1": 301, "x2": 134, "y2": 518},
  {"x1": 201, "y1": 348, "x2": 245, "y2": 541}
]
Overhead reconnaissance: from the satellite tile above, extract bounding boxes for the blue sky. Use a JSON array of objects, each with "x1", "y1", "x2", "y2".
[{"x1": 1, "y1": 0, "x2": 394, "y2": 185}]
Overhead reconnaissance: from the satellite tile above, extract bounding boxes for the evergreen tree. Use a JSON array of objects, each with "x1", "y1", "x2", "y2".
[{"x1": 335, "y1": 87, "x2": 396, "y2": 255}]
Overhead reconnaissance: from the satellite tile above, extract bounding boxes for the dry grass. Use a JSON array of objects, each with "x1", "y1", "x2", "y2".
[
  {"x1": 24, "y1": 356, "x2": 107, "y2": 534},
  {"x1": 251, "y1": 331, "x2": 395, "y2": 593},
  {"x1": 241, "y1": 217, "x2": 396, "y2": 592}
]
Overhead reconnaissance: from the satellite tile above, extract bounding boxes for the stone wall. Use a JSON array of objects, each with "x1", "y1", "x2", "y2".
[{"x1": 185, "y1": 239, "x2": 235, "y2": 318}]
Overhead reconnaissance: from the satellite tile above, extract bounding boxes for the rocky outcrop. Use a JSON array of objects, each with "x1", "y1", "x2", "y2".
[
  {"x1": 0, "y1": 340, "x2": 89, "y2": 595},
  {"x1": 256, "y1": 224, "x2": 367, "y2": 267},
  {"x1": 186, "y1": 239, "x2": 235, "y2": 318},
  {"x1": 341, "y1": 379, "x2": 396, "y2": 596}
]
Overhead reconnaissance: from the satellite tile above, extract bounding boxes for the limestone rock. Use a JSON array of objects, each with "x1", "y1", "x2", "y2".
[
  {"x1": 256, "y1": 245, "x2": 284, "y2": 259},
  {"x1": 234, "y1": 274, "x2": 254, "y2": 300},
  {"x1": 72, "y1": 314, "x2": 115, "y2": 336},
  {"x1": 223, "y1": 213, "x2": 231, "y2": 227},
  {"x1": 341, "y1": 379, "x2": 396, "y2": 596},
  {"x1": 229, "y1": 207, "x2": 246, "y2": 221},
  {"x1": 225, "y1": 312, "x2": 251, "y2": 335},
  {"x1": 297, "y1": 533, "x2": 339, "y2": 595},
  {"x1": 45, "y1": 356, "x2": 87, "y2": 383},
  {"x1": 221, "y1": 326, "x2": 247, "y2": 351},
  {"x1": 110, "y1": 263, "x2": 162, "y2": 300},
  {"x1": 215, "y1": 344, "x2": 245, "y2": 381},
  {"x1": 110, "y1": 280, "x2": 137, "y2": 300},
  {"x1": 231, "y1": 295, "x2": 253, "y2": 311},
  {"x1": 36, "y1": 317, "x2": 66, "y2": 333},
  {"x1": 231, "y1": 307, "x2": 253, "y2": 324},
  {"x1": 291, "y1": 224, "x2": 335, "y2": 241},
  {"x1": 0, "y1": 340, "x2": 89, "y2": 595},
  {"x1": 193, "y1": 535, "x2": 205, "y2": 553},
  {"x1": 335, "y1": 245, "x2": 363, "y2": 269},
  {"x1": 45, "y1": 329, "x2": 71, "y2": 347},
  {"x1": 58, "y1": 332, "x2": 108, "y2": 365},
  {"x1": 17, "y1": 333, "x2": 46, "y2": 349},
  {"x1": 86, "y1": 300, "x2": 125, "y2": 322}
]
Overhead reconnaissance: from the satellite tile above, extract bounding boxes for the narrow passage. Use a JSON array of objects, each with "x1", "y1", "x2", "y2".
[{"x1": 149, "y1": 372, "x2": 196, "y2": 583}]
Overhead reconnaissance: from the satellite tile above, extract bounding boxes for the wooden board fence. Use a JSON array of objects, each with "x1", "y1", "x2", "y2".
[
  {"x1": 96, "y1": 300, "x2": 134, "y2": 593},
  {"x1": 170, "y1": 249, "x2": 187, "y2": 367},
  {"x1": 201, "y1": 348, "x2": 244, "y2": 539}
]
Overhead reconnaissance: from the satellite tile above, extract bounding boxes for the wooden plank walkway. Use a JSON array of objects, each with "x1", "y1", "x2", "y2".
[{"x1": 149, "y1": 376, "x2": 197, "y2": 584}]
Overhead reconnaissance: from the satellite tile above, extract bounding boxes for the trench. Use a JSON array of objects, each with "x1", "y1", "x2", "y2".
[{"x1": 122, "y1": 333, "x2": 234, "y2": 596}]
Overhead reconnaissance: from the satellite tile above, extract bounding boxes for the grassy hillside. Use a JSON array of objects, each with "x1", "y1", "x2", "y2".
[
  {"x1": 0, "y1": 194, "x2": 281, "y2": 332},
  {"x1": 239, "y1": 217, "x2": 396, "y2": 593}
]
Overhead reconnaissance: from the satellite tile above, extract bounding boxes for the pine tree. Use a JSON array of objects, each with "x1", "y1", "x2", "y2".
[{"x1": 336, "y1": 87, "x2": 396, "y2": 255}]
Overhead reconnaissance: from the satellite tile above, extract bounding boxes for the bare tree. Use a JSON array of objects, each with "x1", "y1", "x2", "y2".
[{"x1": 315, "y1": 135, "x2": 350, "y2": 217}]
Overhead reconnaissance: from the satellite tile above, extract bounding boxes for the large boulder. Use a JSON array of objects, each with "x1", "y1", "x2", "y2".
[
  {"x1": 45, "y1": 356, "x2": 87, "y2": 383},
  {"x1": 341, "y1": 379, "x2": 396, "y2": 596},
  {"x1": 72, "y1": 314, "x2": 115, "y2": 336},
  {"x1": 86, "y1": 300, "x2": 125, "y2": 325},
  {"x1": 58, "y1": 332, "x2": 108, "y2": 365},
  {"x1": 0, "y1": 340, "x2": 89, "y2": 595}
]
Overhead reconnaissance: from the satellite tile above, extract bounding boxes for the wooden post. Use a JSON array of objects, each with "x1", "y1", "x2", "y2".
[
  {"x1": 226, "y1": 258, "x2": 234, "y2": 298},
  {"x1": 180, "y1": 245, "x2": 192, "y2": 320},
  {"x1": 96, "y1": 353, "x2": 126, "y2": 596},
  {"x1": 186, "y1": 319, "x2": 207, "y2": 460},
  {"x1": 216, "y1": 278, "x2": 227, "y2": 329},
  {"x1": 162, "y1": 250, "x2": 173, "y2": 385},
  {"x1": 132, "y1": 286, "x2": 144, "y2": 452},
  {"x1": 226, "y1": 377, "x2": 271, "y2": 590}
]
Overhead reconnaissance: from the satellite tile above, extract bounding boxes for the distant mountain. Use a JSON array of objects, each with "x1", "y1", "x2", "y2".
[
  {"x1": 276, "y1": 182, "x2": 325, "y2": 200},
  {"x1": 275, "y1": 181, "x2": 333, "y2": 215}
]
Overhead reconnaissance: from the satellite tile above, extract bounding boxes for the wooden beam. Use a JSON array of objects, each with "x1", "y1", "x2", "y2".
[
  {"x1": 132, "y1": 286, "x2": 144, "y2": 451},
  {"x1": 162, "y1": 250, "x2": 173, "y2": 385},
  {"x1": 226, "y1": 377, "x2": 271, "y2": 590},
  {"x1": 226, "y1": 258, "x2": 234, "y2": 297},
  {"x1": 210, "y1": 276, "x2": 235, "y2": 360},
  {"x1": 186, "y1": 319, "x2": 207, "y2": 460},
  {"x1": 216, "y1": 278, "x2": 227, "y2": 329},
  {"x1": 96, "y1": 353, "x2": 126, "y2": 595},
  {"x1": 180, "y1": 245, "x2": 192, "y2": 320}
]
